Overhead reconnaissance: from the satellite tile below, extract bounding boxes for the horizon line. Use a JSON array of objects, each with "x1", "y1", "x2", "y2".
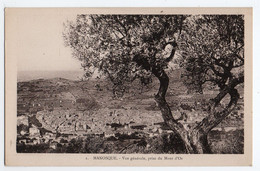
[{"x1": 18, "y1": 70, "x2": 84, "y2": 72}]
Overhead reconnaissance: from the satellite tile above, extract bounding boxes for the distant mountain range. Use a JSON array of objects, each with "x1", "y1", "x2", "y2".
[
  {"x1": 18, "y1": 69, "x2": 183, "y2": 82},
  {"x1": 18, "y1": 70, "x2": 85, "y2": 82}
]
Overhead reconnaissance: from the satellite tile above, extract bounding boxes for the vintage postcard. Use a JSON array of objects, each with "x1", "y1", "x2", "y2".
[{"x1": 5, "y1": 8, "x2": 252, "y2": 166}]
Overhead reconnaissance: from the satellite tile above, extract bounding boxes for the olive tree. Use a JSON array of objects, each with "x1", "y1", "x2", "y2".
[
  {"x1": 63, "y1": 14, "x2": 244, "y2": 154},
  {"x1": 178, "y1": 15, "x2": 244, "y2": 153}
]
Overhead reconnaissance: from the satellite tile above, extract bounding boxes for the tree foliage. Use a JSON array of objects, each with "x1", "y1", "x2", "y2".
[
  {"x1": 179, "y1": 15, "x2": 244, "y2": 94},
  {"x1": 63, "y1": 15, "x2": 184, "y2": 95}
]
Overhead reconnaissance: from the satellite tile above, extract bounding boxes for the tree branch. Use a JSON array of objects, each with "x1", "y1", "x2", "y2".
[
  {"x1": 211, "y1": 55, "x2": 227, "y2": 69},
  {"x1": 115, "y1": 16, "x2": 128, "y2": 35},
  {"x1": 209, "y1": 65, "x2": 225, "y2": 77},
  {"x1": 194, "y1": 74, "x2": 244, "y2": 134},
  {"x1": 233, "y1": 62, "x2": 244, "y2": 68}
]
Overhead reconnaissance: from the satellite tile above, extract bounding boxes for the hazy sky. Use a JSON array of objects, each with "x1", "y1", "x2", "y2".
[{"x1": 15, "y1": 9, "x2": 81, "y2": 71}]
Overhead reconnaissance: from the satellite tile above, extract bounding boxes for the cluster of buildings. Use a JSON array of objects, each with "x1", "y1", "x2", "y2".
[
  {"x1": 17, "y1": 104, "x2": 178, "y2": 148},
  {"x1": 16, "y1": 78, "x2": 244, "y2": 151}
]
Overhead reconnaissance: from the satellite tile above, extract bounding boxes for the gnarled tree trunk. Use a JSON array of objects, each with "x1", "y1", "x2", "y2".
[
  {"x1": 133, "y1": 49, "x2": 243, "y2": 154},
  {"x1": 152, "y1": 68, "x2": 212, "y2": 153},
  {"x1": 152, "y1": 66, "x2": 242, "y2": 154}
]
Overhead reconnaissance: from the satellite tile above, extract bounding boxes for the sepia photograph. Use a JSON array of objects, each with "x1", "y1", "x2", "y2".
[{"x1": 5, "y1": 8, "x2": 252, "y2": 166}]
